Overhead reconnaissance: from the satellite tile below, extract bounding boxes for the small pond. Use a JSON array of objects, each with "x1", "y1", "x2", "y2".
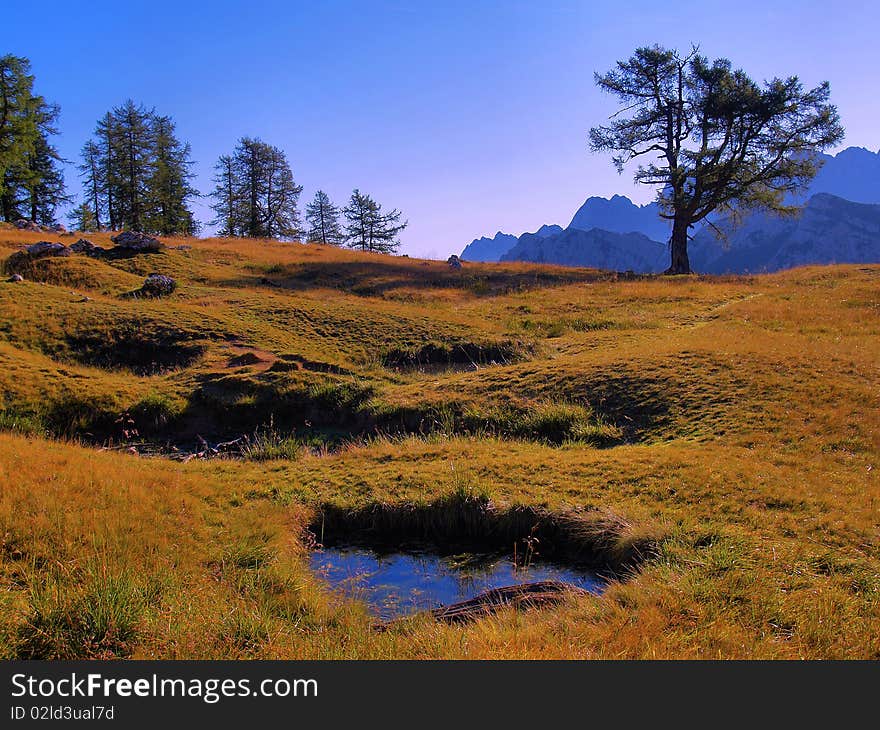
[{"x1": 309, "y1": 545, "x2": 606, "y2": 621}]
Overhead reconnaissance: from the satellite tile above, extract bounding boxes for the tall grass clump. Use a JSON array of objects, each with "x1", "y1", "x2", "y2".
[{"x1": 16, "y1": 563, "x2": 146, "y2": 659}]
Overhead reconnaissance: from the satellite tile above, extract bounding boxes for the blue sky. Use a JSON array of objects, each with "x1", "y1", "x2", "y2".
[{"x1": 5, "y1": 1, "x2": 878, "y2": 257}]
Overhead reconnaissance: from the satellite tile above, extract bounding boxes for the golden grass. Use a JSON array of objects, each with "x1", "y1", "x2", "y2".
[{"x1": 0, "y1": 229, "x2": 877, "y2": 658}]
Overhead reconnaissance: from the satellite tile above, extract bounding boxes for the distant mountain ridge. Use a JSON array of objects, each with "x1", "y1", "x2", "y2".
[
  {"x1": 460, "y1": 146, "x2": 880, "y2": 273},
  {"x1": 690, "y1": 193, "x2": 880, "y2": 274},
  {"x1": 500, "y1": 227, "x2": 667, "y2": 273},
  {"x1": 567, "y1": 194, "x2": 670, "y2": 241},
  {"x1": 460, "y1": 232, "x2": 519, "y2": 262}
]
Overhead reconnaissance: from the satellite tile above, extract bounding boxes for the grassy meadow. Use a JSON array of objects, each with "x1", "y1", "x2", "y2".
[{"x1": 0, "y1": 226, "x2": 877, "y2": 658}]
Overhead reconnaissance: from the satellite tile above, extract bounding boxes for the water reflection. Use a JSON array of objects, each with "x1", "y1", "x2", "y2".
[{"x1": 309, "y1": 545, "x2": 604, "y2": 620}]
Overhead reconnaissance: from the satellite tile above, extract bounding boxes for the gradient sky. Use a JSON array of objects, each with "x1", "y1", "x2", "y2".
[{"x1": 5, "y1": 1, "x2": 878, "y2": 257}]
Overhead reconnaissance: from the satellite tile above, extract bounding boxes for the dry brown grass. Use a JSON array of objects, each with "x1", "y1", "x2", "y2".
[{"x1": 0, "y1": 228, "x2": 877, "y2": 658}]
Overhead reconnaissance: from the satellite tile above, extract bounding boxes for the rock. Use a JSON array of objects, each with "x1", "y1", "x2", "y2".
[
  {"x1": 8, "y1": 274, "x2": 24, "y2": 283},
  {"x1": 48, "y1": 223, "x2": 66, "y2": 233},
  {"x1": 138, "y1": 273, "x2": 177, "y2": 297},
  {"x1": 228, "y1": 352, "x2": 265, "y2": 367},
  {"x1": 110, "y1": 231, "x2": 164, "y2": 253},
  {"x1": 14, "y1": 219, "x2": 41, "y2": 232},
  {"x1": 70, "y1": 238, "x2": 103, "y2": 256},
  {"x1": 25, "y1": 241, "x2": 71, "y2": 258},
  {"x1": 447, "y1": 254, "x2": 462, "y2": 270}
]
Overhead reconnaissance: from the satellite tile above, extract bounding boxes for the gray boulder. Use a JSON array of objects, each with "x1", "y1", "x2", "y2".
[
  {"x1": 8, "y1": 273, "x2": 24, "y2": 282},
  {"x1": 139, "y1": 273, "x2": 177, "y2": 297},
  {"x1": 25, "y1": 241, "x2": 71, "y2": 258},
  {"x1": 110, "y1": 231, "x2": 164, "y2": 253},
  {"x1": 447, "y1": 254, "x2": 462, "y2": 269},
  {"x1": 70, "y1": 238, "x2": 103, "y2": 256}
]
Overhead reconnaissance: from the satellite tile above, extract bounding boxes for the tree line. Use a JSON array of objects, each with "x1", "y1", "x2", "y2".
[{"x1": 0, "y1": 54, "x2": 407, "y2": 252}]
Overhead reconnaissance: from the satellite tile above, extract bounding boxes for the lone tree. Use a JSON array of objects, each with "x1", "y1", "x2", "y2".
[{"x1": 589, "y1": 45, "x2": 844, "y2": 274}]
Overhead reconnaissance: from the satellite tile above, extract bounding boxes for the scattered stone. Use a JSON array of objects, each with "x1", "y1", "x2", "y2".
[
  {"x1": 447, "y1": 254, "x2": 462, "y2": 270},
  {"x1": 138, "y1": 273, "x2": 177, "y2": 297},
  {"x1": 48, "y1": 223, "x2": 66, "y2": 233},
  {"x1": 70, "y1": 238, "x2": 103, "y2": 256},
  {"x1": 175, "y1": 244, "x2": 192, "y2": 251},
  {"x1": 14, "y1": 219, "x2": 40, "y2": 232},
  {"x1": 110, "y1": 231, "x2": 164, "y2": 253},
  {"x1": 8, "y1": 273, "x2": 24, "y2": 283}
]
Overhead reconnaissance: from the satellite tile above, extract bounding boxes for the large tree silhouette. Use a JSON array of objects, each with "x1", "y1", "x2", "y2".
[{"x1": 590, "y1": 46, "x2": 844, "y2": 274}]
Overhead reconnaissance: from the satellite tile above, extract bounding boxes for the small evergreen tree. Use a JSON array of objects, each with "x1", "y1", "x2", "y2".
[
  {"x1": 305, "y1": 190, "x2": 343, "y2": 244},
  {"x1": 67, "y1": 200, "x2": 98, "y2": 232},
  {"x1": 343, "y1": 189, "x2": 406, "y2": 253},
  {"x1": 210, "y1": 154, "x2": 239, "y2": 236},
  {"x1": 77, "y1": 140, "x2": 104, "y2": 229}
]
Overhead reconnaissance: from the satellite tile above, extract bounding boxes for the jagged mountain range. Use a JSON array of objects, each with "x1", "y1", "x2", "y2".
[{"x1": 461, "y1": 146, "x2": 880, "y2": 273}]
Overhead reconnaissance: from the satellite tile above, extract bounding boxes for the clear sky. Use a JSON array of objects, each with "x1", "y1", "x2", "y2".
[{"x1": 5, "y1": 0, "x2": 878, "y2": 257}]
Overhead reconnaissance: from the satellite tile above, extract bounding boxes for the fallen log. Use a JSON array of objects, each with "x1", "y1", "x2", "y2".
[{"x1": 376, "y1": 580, "x2": 588, "y2": 630}]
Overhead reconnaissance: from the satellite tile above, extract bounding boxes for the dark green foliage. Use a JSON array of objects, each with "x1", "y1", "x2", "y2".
[
  {"x1": 144, "y1": 115, "x2": 199, "y2": 235},
  {"x1": 80, "y1": 101, "x2": 197, "y2": 234},
  {"x1": 0, "y1": 55, "x2": 68, "y2": 224},
  {"x1": 209, "y1": 137, "x2": 303, "y2": 239},
  {"x1": 590, "y1": 45, "x2": 845, "y2": 273}
]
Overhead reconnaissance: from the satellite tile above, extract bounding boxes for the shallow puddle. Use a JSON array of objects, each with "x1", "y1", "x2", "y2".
[{"x1": 309, "y1": 545, "x2": 605, "y2": 620}]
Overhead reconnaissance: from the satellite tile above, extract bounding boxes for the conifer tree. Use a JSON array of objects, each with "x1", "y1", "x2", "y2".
[
  {"x1": 77, "y1": 140, "x2": 104, "y2": 230},
  {"x1": 210, "y1": 154, "x2": 239, "y2": 236},
  {"x1": 81, "y1": 102, "x2": 197, "y2": 234},
  {"x1": 67, "y1": 200, "x2": 98, "y2": 232},
  {"x1": 209, "y1": 138, "x2": 302, "y2": 239},
  {"x1": 0, "y1": 55, "x2": 67, "y2": 224},
  {"x1": 305, "y1": 190, "x2": 343, "y2": 244},
  {"x1": 145, "y1": 115, "x2": 198, "y2": 235},
  {"x1": 590, "y1": 45, "x2": 844, "y2": 273},
  {"x1": 343, "y1": 189, "x2": 406, "y2": 253}
]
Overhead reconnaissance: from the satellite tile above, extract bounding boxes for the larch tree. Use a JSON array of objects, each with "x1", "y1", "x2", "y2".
[
  {"x1": 209, "y1": 154, "x2": 239, "y2": 236},
  {"x1": 67, "y1": 201, "x2": 98, "y2": 232},
  {"x1": 81, "y1": 102, "x2": 197, "y2": 234},
  {"x1": 145, "y1": 114, "x2": 199, "y2": 235},
  {"x1": 305, "y1": 190, "x2": 343, "y2": 244},
  {"x1": 0, "y1": 54, "x2": 67, "y2": 224},
  {"x1": 112, "y1": 100, "x2": 155, "y2": 231},
  {"x1": 77, "y1": 140, "x2": 104, "y2": 229},
  {"x1": 209, "y1": 137, "x2": 302, "y2": 239},
  {"x1": 343, "y1": 189, "x2": 407, "y2": 253},
  {"x1": 589, "y1": 45, "x2": 844, "y2": 274}
]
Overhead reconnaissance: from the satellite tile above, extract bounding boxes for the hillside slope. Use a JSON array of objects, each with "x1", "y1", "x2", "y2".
[{"x1": 0, "y1": 227, "x2": 878, "y2": 659}]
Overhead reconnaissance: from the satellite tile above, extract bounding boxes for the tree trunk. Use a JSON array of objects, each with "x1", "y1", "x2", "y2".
[{"x1": 666, "y1": 217, "x2": 691, "y2": 274}]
